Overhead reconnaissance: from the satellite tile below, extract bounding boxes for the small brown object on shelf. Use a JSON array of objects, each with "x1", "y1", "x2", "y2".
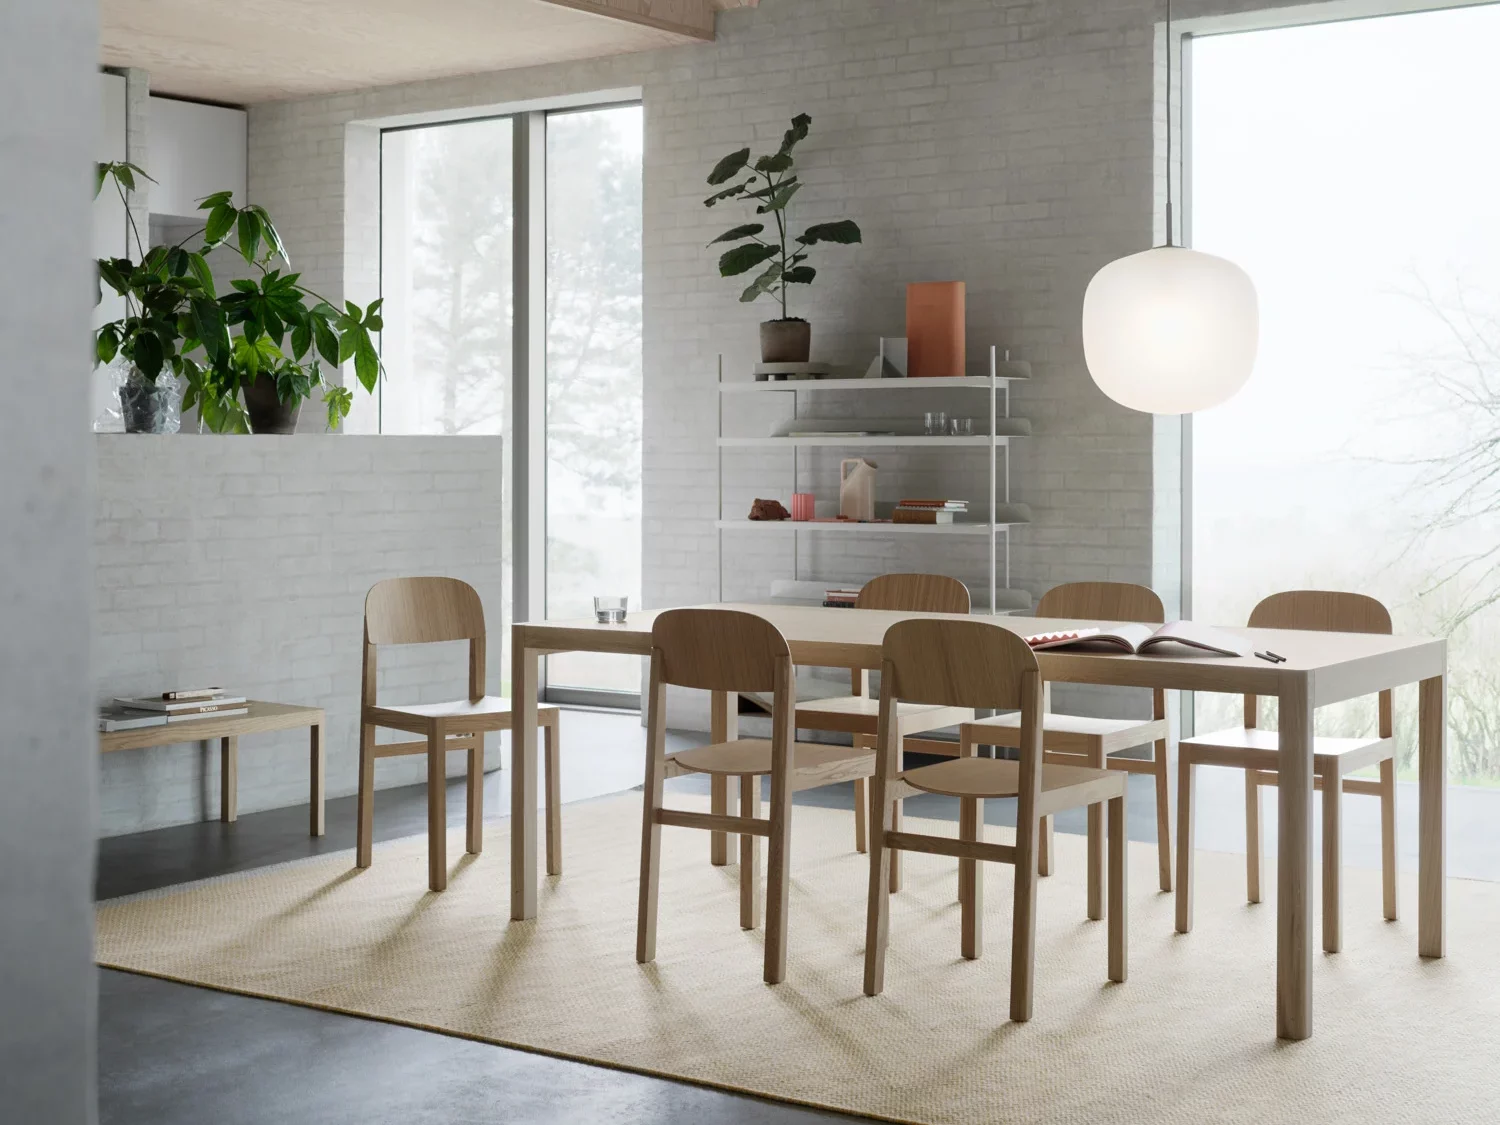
[
  {"x1": 906, "y1": 281, "x2": 966, "y2": 378},
  {"x1": 748, "y1": 498, "x2": 791, "y2": 521}
]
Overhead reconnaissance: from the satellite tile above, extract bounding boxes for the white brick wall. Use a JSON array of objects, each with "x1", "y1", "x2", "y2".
[
  {"x1": 238, "y1": 0, "x2": 1307, "y2": 731},
  {"x1": 94, "y1": 435, "x2": 504, "y2": 836}
]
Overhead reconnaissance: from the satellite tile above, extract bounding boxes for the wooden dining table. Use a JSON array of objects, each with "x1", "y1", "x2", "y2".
[{"x1": 509, "y1": 603, "x2": 1447, "y2": 1041}]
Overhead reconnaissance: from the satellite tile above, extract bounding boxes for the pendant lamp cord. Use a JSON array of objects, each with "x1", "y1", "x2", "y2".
[{"x1": 1165, "y1": 0, "x2": 1174, "y2": 247}]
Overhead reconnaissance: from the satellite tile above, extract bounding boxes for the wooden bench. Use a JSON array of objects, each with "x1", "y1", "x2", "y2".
[{"x1": 99, "y1": 701, "x2": 326, "y2": 835}]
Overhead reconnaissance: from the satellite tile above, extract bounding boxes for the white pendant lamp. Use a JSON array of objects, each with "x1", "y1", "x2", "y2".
[{"x1": 1082, "y1": 0, "x2": 1258, "y2": 415}]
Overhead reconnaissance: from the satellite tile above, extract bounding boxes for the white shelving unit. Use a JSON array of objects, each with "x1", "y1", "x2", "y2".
[{"x1": 716, "y1": 346, "x2": 1031, "y2": 612}]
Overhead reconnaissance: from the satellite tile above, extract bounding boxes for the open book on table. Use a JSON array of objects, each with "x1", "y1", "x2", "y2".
[{"x1": 1024, "y1": 620, "x2": 1251, "y2": 658}]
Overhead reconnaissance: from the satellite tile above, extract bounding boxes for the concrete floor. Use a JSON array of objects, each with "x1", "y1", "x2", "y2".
[{"x1": 97, "y1": 708, "x2": 1499, "y2": 1124}]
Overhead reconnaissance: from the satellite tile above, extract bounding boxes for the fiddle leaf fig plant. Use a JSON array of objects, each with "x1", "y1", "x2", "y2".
[
  {"x1": 94, "y1": 162, "x2": 382, "y2": 432},
  {"x1": 704, "y1": 114, "x2": 862, "y2": 319}
]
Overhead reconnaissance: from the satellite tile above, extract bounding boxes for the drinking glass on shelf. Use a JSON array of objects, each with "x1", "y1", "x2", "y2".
[
  {"x1": 594, "y1": 596, "x2": 628, "y2": 624},
  {"x1": 948, "y1": 417, "x2": 974, "y2": 436},
  {"x1": 924, "y1": 411, "x2": 948, "y2": 435}
]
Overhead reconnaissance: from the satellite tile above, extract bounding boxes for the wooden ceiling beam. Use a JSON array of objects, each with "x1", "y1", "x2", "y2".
[{"x1": 537, "y1": 0, "x2": 718, "y2": 42}]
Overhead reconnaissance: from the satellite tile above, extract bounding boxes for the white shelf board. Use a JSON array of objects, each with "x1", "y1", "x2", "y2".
[
  {"x1": 716, "y1": 517, "x2": 1029, "y2": 536},
  {"x1": 720, "y1": 375, "x2": 1025, "y2": 394},
  {"x1": 719, "y1": 434, "x2": 1016, "y2": 449}
]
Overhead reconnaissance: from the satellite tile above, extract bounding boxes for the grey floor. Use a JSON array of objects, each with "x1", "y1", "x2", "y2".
[{"x1": 98, "y1": 708, "x2": 1500, "y2": 1124}]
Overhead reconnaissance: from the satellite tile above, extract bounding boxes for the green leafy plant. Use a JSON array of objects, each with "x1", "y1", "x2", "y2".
[
  {"x1": 93, "y1": 162, "x2": 382, "y2": 432},
  {"x1": 704, "y1": 114, "x2": 862, "y2": 320}
]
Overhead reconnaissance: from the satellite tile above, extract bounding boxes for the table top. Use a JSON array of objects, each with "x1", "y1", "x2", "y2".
[
  {"x1": 98, "y1": 700, "x2": 324, "y2": 753},
  {"x1": 515, "y1": 604, "x2": 1446, "y2": 705}
]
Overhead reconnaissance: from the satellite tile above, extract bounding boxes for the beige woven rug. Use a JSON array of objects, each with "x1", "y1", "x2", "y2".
[{"x1": 97, "y1": 792, "x2": 1500, "y2": 1124}]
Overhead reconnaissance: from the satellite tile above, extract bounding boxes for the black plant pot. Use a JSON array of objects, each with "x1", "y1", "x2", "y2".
[
  {"x1": 242, "y1": 375, "x2": 301, "y2": 434},
  {"x1": 760, "y1": 318, "x2": 811, "y2": 363},
  {"x1": 118, "y1": 370, "x2": 182, "y2": 433}
]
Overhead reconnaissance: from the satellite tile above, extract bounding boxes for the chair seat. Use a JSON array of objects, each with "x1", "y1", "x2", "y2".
[
  {"x1": 367, "y1": 695, "x2": 559, "y2": 734},
  {"x1": 901, "y1": 756, "x2": 1124, "y2": 815},
  {"x1": 795, "y1": 694, "x2": 973, "y2": 737},
  {"x1": 670, "y1": 738, "x2": 874, "y2": 790},
  {"x1": 966, "y1": 711, "x2": 1168, "y2": 756},
  {"x1": 1181, "y1": 726, "x2": 1394, "y2": 773}
]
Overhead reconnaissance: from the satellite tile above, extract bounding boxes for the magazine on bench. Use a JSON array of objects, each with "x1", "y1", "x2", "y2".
[{"x1": 1024, "y1": 620, "x2": 1250, "y2": 658}]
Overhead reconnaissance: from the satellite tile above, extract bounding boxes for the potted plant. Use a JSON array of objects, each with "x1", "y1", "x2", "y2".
[
  {"x1": 94, "y1": 162, "x2": 382, "y2": 433},
  {"x1": 704, "y1": 114, "x2": 862, "y2": 364}
]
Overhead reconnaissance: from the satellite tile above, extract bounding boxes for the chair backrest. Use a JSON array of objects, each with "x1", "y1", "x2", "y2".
[
  {"x1": 857, "y1": 573, "x2": 970, "y2": 615},
  {"x1": 1248, "y1": 590, "x2": 1392, "y2": 635},
  {"x1": 1243, "y1": 590, "x2": 1393, "y2": 735},
  {"x1": 652, "y1": 608, "x2": 790, "y2": 693},
  {"x1": 365, "y1": 577, "x2": 485, "y2": 646},
  {"x1": 882, "y1": 618, "x2": 1038, "y2": 710},
  {"x1": 1036, "y1": 581, "x2": 1164, "y2": 625}
]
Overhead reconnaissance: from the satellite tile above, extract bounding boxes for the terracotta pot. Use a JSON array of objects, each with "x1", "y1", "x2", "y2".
[
  {"x1": 760, "y1": 318, "x2": 811, "y2": 363},
  {"x1": 242, "y1": 375, "x2": 301, "y2": 434}
]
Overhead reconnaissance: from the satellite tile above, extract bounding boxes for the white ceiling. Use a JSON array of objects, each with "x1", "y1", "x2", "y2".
[{"x1": 101, "y1": 0, "x2": 732, "y2": 105}]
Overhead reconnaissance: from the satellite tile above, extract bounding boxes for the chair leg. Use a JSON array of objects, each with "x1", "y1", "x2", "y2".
[
  {"x1": 763, "y1": 763, "x2": 794, "y2": 985},
  {"x1": 1154, "y1": 736, "x2": 1174, "y2": 892},
  {"x1": 1010, "y1": 813, "x2": 1040, "y2": 1023},
  {"x1": 1108, "y1": 792, "x2": 1128, "y2": 983},
  {"x1": 853, "y1": 776, "x2": 868, "y2": 855},
  {"x1": 465, "y1": 734, "x2": 483, "y2": 855},
  {"x1": 739, "y1": 773, "x2": 761, "y2": 931},
  {"x1": 544, "y1": 715, "x2": 562, "y2": 877},
  {"x1": 863, "y1": 800, "x2": 894, "y2": 997},
  {"x1": 1085, "y1": 737, "x2": 1105, "y2": 920},
  {"x1": 1037, "y1": 815, "x2": 1054, "y2": 877},
  {"x1": 888, "y1": 796, "x2": 902, "y2": 893},
  {"x1": 959, "y1": 796, "x2": 984, "y2": 960},
  {"x1": 356, "y1": 721, "x2": 376, "y2": 868},
  {"x1": 1245, "y1": 770, "x2": 1263, "y2": 904},
  {"x1": 427, "y1": 725, "x2": 447, "y2": 892},
  {"x1": 1322, "y1": 768, "x2": 1343, "y2": 954},
  {"x1": 1380, "y1": 756, "x2": 1398, "y2": 921},
  {"x1": 959, "y1": 727, "x2": 975, "y2": 908},
  {"x1": 636, "y1": 768, "x2": 664, "y2": 966},
  {"x1": 1175, "y1": 753, "x2": 1196, "y2": 934}
]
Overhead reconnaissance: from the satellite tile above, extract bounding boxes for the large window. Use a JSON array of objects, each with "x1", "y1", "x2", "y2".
[
  {"x1": 544, "y1": 106, "x2": 644, "y2": 696},
  {"x1": 1190, "y1": 6, "x2": 1500, "y2": 783},
  {"x1": 377, "y1": 103, "x2": 642, "y2": 701}
]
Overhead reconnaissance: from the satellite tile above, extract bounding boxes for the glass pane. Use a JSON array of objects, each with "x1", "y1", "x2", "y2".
[
  {"x1": 379, "y1": 119, "x2": 514, "y2": 681},
  {"x1": 1190, "y1": 8, "x2": 1500, "y2": 785},
  {"x1": 544, "y1": 106, "x2": 644, "y2": 694}
]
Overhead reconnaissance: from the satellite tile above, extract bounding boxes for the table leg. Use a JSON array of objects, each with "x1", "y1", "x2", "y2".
[
  {"x1": 710, "y1": 690, "x2": 738, "y2": 866},
  {"x1": 511, "y1": 637, "x2": 540, "y2": 920},
  {"x1": 219, "y1": 736, "x2": 238, "y2": 823},
  {"x1": 1276, "y1": 674, "x2": 1314, "y2": 1041},
  {"x1": 308, "y1": 722, "x2": 325, "y2": 837},
  {"x1": 1419, "y1": 673, "x2": 1447, "y2": 958}
]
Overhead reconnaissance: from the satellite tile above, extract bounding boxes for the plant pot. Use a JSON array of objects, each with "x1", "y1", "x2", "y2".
[
  {"x1": 118, "y1": 369, "x2": 182, "y2": 434},
  {"x1": 760, "y1": 318, "x2": 811, "y2": 364},
  {"x1": 242, "y1": 375, "x2": 301, "y2": 434}
]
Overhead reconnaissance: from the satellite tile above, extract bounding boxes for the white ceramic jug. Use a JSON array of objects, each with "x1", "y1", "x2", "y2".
[{"x1": 839, "y1": 458, "x2": 878, "y2": 522}]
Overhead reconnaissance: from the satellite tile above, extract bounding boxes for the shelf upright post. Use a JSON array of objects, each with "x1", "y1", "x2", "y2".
[{"x1": 989, "y1": 345, "x2": 998, "y2": 615}]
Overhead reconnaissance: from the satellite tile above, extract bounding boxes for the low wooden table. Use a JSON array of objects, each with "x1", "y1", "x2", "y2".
[{"x1": 99, "y1": 701, "x2": 326, "y2": 835}]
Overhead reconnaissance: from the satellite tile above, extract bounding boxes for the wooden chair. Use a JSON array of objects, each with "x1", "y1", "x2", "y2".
[
  {"x1": 960, "y1": 581, "x2": 1173, "y2": 917},
  {"x1": 794, "y1": 573, "x2": 973, "y2": 889},
  {"x1": 863, "y1": 618, "x2": 1127, "y2": 1021},
  {"x1": 638, "y1": 608, "x2": 875, "y2": 984},
  {"x1": 357, "y1": 577, "x2": 560, "y2": 892},
  {"x1": 1176, "y1": 590, "x2": 1398, "y2": 952}
]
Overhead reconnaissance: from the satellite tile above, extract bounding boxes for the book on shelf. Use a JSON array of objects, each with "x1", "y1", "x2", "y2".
[
  {"x1": 162, "y1": 687, "x2": 222, "y2": 701},
  {"x1": 114, "y1": 694, "x2": 247, "y2": 713},
  {"x1": 1024, "y1": 621, "x2": 1250, "y2": 658},
  {"x1": 165, "y1": 706, "x2": 249, "y2": 722},
  {"x1": 893, "y1": 508, "x2": 958, "y2": 525},
  {"x1": 824, "y1": 587, "x2": 860, "y2": 608},
  {"x1": 896, "y1": 499, "x2": 968, "y2": 510},
  {"x1": 98, "y1": 705, "x2": 168, "y2": 733}
]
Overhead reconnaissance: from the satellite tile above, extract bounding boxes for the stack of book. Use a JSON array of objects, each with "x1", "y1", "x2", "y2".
[
  {"x1": 823, "y1": 587, "x2": 862, "y2": 609},
  {"x1": 893, "y1": 499, "x2": 968, "y2": 525},
  {"x1": 99, "y1": 688, "x2": 249, "y2": 732}
]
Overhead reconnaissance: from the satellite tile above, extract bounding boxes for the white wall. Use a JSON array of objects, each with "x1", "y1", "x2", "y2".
[
  {"x1": 147, "y1": 95, "x2": 248, "y2": 219},
  {"x1": 94, "y1": 435, "x2": 505, "y2": 836},
  {"x1": 0, "y1": 1, "x2": 98, "y2": 1121}
]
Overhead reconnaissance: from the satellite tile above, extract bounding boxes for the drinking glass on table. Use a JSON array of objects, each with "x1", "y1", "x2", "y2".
[{"x1": 594, "y1": 596, "x2": 628, "y2": 624}]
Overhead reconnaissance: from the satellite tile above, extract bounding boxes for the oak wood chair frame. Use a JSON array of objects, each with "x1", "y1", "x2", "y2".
[{"x1": 358, "y1": 577, "x2": 560, "y2": 892}]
